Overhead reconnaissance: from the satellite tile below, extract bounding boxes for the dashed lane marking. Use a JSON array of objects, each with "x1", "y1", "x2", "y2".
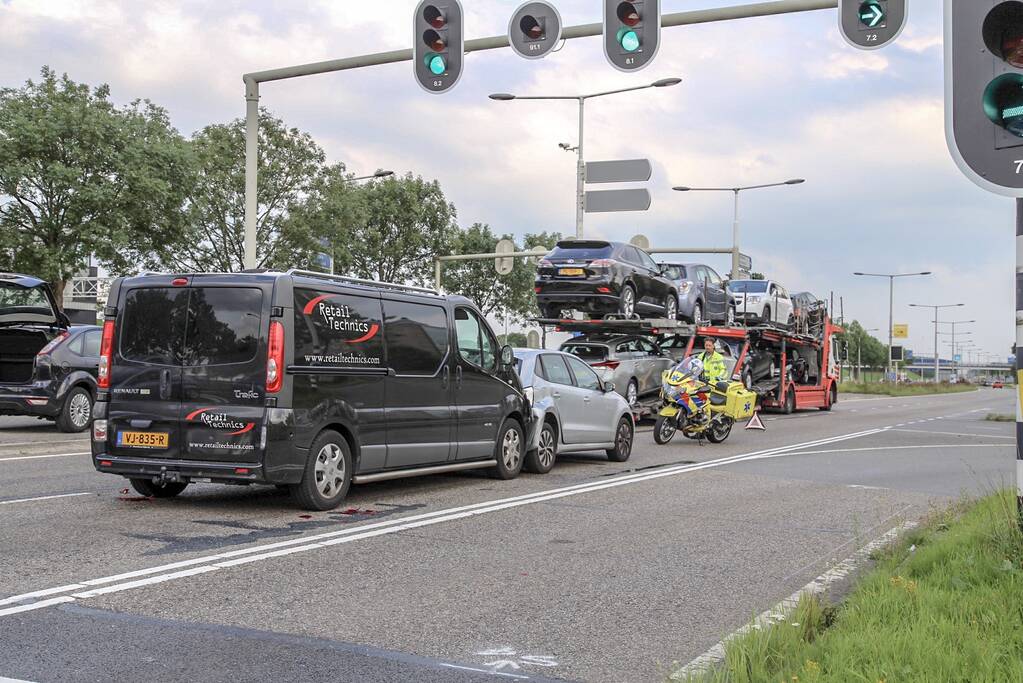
[
  {"x1": 0, "y1": 493, "x2": 92, "y2": 506},
  {"x1": 0, "y1": 452, "x2": 90, "y2": 463}
]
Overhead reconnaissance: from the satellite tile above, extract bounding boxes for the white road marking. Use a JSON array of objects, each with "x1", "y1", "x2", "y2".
[
  {"x1": 891, "y1": 429, "x2": 1015, "y2": 440},
  {"x1": 0, "y1": 675, "x2": 39, "y2": 683},
  {"x1": 0, "y1": 438, "x2": 87, "y2": 448},
  {"x1": 757, "y1": 444, "x2": 1009, "y2": 458},
  {"x1": 0, "y1": 452, "x2": 90, "y2": 463},
  {"x1": 0, "y1": 492, "x2": 92, "y2": 506},
  {"x1": 674, "y1": 522, "x2": 916, "y2": 678},
  {"x1": 847, "y1": 484, "x2": 887, "y2": 490},
  {"x1": 0, "y1": 427, "x2": 885, "y2": 616},
  {"x1": 439, "y1": 663, "x2": 529, "y2": 680}
]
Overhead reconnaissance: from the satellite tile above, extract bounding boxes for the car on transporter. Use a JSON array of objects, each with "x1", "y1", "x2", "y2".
[
  {"x1": 535, "y1": 240, "x2": 678, "y2": 320},
  {"x1": 0, "y1": 273, "x2": 101, "y2": 432},
  {"x1": 657, "y1": 262, "x2": 734, "y2": 325},
  {"x1": 513, "y1": 349, "x2": 634, "y2": 473},
  {"x1": 559, "y1": 334, "x2": 675, "y2": 406},
  {"x1": 91, "y1": 270, "x2": 531, "y2": 511}
]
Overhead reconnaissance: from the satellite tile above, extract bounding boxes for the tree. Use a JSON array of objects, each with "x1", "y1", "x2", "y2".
[
  {"x1": 323, "y1": 173, "x2": 459, "y2": 287},
  {"x1": 158, "y1": 109, "x2": 327, "y2": 273},
  {"x1": 499, "y1": 332, "x2": 528, "y2": 347},
  {"x1": 749, "y1": 272, "x2": 766, "y2": 280},
  {"x1": 845, "y1": 320, "x2": 888, "y2": 368},
  {"x1": 0, "y1": 67, "x2": 193, "y2": 304},
  {"x1": 440, "y1": 226, "x2": 560, "y2": 323}
]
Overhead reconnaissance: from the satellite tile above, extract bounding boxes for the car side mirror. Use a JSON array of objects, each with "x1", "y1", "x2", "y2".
[
  {"x1": 603, "y1": 382, "x2": 616, "y2": 393},
  {"x1": 500, "y1": 344, "x2": 515, "y2": 368}
]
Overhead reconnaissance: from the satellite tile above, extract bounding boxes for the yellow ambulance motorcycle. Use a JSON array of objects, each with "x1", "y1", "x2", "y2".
[{"x1": 653, "y1": 356, "x2": 758, "y2": 445}]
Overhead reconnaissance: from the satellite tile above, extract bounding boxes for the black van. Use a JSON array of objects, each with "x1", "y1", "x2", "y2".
[{"x1": 91, "y1": 270, "x2": 530, "y2": 510}]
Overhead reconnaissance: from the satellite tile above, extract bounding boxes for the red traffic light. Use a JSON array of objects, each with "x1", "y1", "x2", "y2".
[
  {"x1": 617, "y1": 2, "x2": 640, "y2": 27},
  {"x1": 984, "y1": 2, "x2": 1023, "y2": 68},
  {"x1": 423, "y1": 29, "x2": 446, "y2": 52},
  {"x1": 520, "y1": 15, "x2": 543, "y2": 41},
  {"x1": 424, "y1": 4, "x2": 446, "y2": 29}
]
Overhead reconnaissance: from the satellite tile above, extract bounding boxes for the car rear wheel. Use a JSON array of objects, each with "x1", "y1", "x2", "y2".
[
  {"x1": 726, "y1": 306, "x2": 736, "y2": 326},
  {"x1": 291, "y1": 430, "x2": 352, "y2": 511},
  {"x1": 664, "y1": 295, "x2": 678, "y2": 321},
  {"x1": 693, "y1": 302, "x2": 703, "y2": 324},
  {"x1": 626, "y1": 379, "x2": 639, "y2": 406},
  {"x1": 130, "y1": 478, "x2": 188, "y2": 498},
  {"x1": 742, "y1": 367, "x2": 754, "y2": 390},
  {"x1": 525, "y1": 421, "x2": 557, "y2": 474},
  {"x1": 762, "y1": 306, "x2": 772, "y2": 324},
  {"x1": 619, "y1": 285, "x2": 637, "y2": 318},
  {"x1": 56, "y1": 387, "x2": 92, "y2": 433},
  {"x1": 489, "y1": 419, "x2": 525, "y2": 479},
  {"x1": 606, "y1": 416, "x2": 634, "y2": 461}
]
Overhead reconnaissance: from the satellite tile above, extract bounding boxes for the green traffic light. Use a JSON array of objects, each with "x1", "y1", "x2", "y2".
[
  {"x1": 858, "y1": 0, "x2": 885, "y2": 28},
  {"x1": 983, "y1": 73, "x2": 1023, "y2": 137},
  {"x1": 617, "y1": 27, "x2": 640, "y2": 52},
  {"x1": 425, "y1": 53, "x2": 446, "y2": 75}
]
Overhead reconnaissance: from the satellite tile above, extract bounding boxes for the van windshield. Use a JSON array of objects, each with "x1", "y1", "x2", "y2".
[{"x1": 120, "y1": 286, "x2": 263, "y2": 366}]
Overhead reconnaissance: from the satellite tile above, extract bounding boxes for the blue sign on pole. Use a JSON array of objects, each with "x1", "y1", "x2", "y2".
[{"x1": 954, "y1": 354, "x2": 962, "y2": 363}]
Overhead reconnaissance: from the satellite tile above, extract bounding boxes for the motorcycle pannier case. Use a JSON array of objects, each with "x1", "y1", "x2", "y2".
[{"x1": 723, "y1": 385, "x2": 757, "y2": 419}]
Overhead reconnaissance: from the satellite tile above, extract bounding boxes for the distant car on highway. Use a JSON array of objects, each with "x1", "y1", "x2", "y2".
[
  {"x1": 992, "y1": 380, "x2": 1005, "y2": 389},
  {"x1": 657, "y1": 262, "x2": 733, "y2": 324},
  {"x1": 513, "y1": 349, "x2": 634, "y2": 472},
  {"x1": 560, "y1": 334, "x2": 674, "y2": 406},
  {"x1": 0, "y1": 273, "x2": 99, "y2": 432},
  {"x1": 536, "y1": 240, "x2": 678, "y2": 320},
  {"x1": 730, "y1": 279, "x2": 794, "y2": 327}
]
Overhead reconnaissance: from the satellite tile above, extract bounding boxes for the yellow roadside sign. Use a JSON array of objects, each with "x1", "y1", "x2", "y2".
[{"x1": 892, "y1": 324, "x2": 909, "y2": 339}]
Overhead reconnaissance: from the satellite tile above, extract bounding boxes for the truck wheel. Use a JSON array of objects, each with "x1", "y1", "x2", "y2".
[
  {"x1": 489, "y1": 419, "x2": 525, "y2": 480},
  {"x1": 783, "y1": 389, "x2": 795, "y2": 415},
  {"x1": 820, "y1": 385, "x2": 837, "y2": 411},
  {"x1": 56, "y1": 387, "x2": 92, "y2": 433},
  {"x1": 525, "y1": 421, "x2": 557, "y2": 474},
  {"x1": 130, "y1": 478, "x2": 188, "y2": 498},
  {"x1": 291, "y1": 430, "x2": 352, "y2": 511},
  {"x1": 606, "y1": 416, "x2": 634, "y2": 462}
]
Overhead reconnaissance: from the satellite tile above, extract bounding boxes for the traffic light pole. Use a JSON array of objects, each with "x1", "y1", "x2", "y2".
[
  {"x1": 1017, "y1": 198, "x2": 1022, "y2": 529},
  {"x1": 576, "y1": 99, "x2": 585, "y2": 240},
  {"x1": 239, "y1": 0, "x2": 837, "y2": 268}
]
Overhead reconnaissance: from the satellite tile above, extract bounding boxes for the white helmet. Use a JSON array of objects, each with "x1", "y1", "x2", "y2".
[{"x1": 684, "y1": 356, "x2": 704, "y2": 377}]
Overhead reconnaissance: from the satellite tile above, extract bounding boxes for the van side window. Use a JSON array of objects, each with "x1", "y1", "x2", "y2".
[
  {"x1": 383, "y1": 300, "x2": 449, "y2": 375},
  {"x1": 455, "y1": 307, "x2": 497, "y2": 372},
  {"x1": 294, "y1": 288, "x2": 384, "y2": 368},
  {"x1": 120, "y1": 287, "x2": 189, "y2": 365},
  {"x1": 184, "y1": 288, "x2": 262, "y2": 366}
]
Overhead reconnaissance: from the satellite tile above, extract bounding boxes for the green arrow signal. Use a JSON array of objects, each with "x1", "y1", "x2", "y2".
[{"x1": 859, "y1": 1, "x2": 884, "y2": 28}]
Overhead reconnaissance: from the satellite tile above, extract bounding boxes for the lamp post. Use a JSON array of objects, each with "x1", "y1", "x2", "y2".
[
  {"x1": 942, "y1": 328, "x2": 974, "y2": 379},
  {"x1": 489, "y1": 77, "x2": 682, "y2": 240},
  {"x1": 321, "y1": 169, "x2": 394, "y2": 275},
  {"x1": 858, "y1": 327, "x2": 880, "y2": 382},
  {"x1": 909, "y1": 303, "x2": 964, "y2": 383},
  {"x1": 672, "y1": 179, "x2": 805, "y2": 279},
  {"x1": 854, "y1": 271, "x2": 932, "y2": 381}
]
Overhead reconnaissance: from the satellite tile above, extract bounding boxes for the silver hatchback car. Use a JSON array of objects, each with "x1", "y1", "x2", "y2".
[
  {"x1": 513, "y1": 349, "x2": 635, "y2": 474},
  {"x1": 560, "y1": 334, "x2": 675, "y2": 406}
]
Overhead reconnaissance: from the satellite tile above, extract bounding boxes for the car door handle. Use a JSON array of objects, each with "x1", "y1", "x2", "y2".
[
  {"x1": 441, "y1": 366, "x2": 450, "y2": 389},
  {"x1": 552, "y1": 392, "x2": 561, "y2": 399},
  {"x1": 583, "y1": 396, "x2": 591, "y2": 403},
  {"x1": 455, "y1": 365, "x2": 462, "y2": 387}
]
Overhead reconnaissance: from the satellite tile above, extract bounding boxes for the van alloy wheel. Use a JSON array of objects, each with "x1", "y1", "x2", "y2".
[
  {"x1": 315, "y1": 443, "x2": 346, "y2": 498},
  {"x1": 502, "y1": 428, "x2": 522, "y2": 471}
]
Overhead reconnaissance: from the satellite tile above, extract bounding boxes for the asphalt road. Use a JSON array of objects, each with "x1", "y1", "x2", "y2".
[{"x1": 0, "y1": 389, "x2": 1016, "y2": 682}]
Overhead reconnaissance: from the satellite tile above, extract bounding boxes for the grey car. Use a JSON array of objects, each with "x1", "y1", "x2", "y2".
[
  {"x1": 514, "y1": 349, "x2": 635, "y2": 473},
  {"x1": 560, "y1": 334, "x2": 675, "y2": 405},
  {"x1": 658, "y1": 263, "x2": 733, "y2": 324}
]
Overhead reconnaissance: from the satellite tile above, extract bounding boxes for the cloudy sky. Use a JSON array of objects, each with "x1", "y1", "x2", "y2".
[{"x1": 0, "y1": 0, "x2": 1013, "y2": 363}]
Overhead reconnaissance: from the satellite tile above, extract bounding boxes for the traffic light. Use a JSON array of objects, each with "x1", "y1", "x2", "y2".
[
  {"x1": 413, "y1": 1, "x2": 464, "y2": 94},
  {"x1": 603, "y1": 0, "x2": 660, "y2": 72},
  {"x1": 508, "y1": 1, "x2": 563, "y2": 60},
  {"x1": 839, "y1": 0, "x2": 907, "y2": 50},
  {"x1": 945, "y1": 1, "x2": 1023, "y2": 196}
]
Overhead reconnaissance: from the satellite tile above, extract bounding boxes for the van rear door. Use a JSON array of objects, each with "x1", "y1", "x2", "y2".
[
  {"x1": 179, "y1": 285, "x2": 267, "y2": 463},
  {"x1": 107, "y1": 284, "x2": 187, "y2": 458}
]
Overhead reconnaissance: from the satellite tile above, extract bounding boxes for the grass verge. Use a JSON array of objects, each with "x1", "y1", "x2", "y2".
[
  {"x1": 986, "y1": 413, "x2": 1015, "y2": 422},
  {"x1": 675, "y1": 491, "x2": 1023, "y2": 683},
  {"x1": 839, "y1": 382, "x2": 977, "y2": 397}
]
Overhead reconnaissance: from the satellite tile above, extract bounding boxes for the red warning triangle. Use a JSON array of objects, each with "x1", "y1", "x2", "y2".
[{"x1": 745, "y1": 411, "x2": 766, "y2": 431}]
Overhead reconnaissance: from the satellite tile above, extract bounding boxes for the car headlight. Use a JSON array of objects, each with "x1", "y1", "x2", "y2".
[
  {"x1": 679, "y1": 281, "x2": 692, "y2": 294},
  {"x1": 747, "y1": 295, "x2": 762, "y2": 302}
]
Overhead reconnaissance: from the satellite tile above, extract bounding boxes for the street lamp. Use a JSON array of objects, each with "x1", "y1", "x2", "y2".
[
  {"x1": 854, "y1": 271, "x2": 932, "y2": 380},
  {"x1": 941, "y1": 326, "x2": 975, "y2": 378},
  {"x1": 909, "y1": 303, "x2": 965, "y2": 383},
  {"x1": 489, "y1": 77, "x2": 682, "y2": 239},
  {"x1": 350, "y1": 169, "x2": 394, "y2": 182},
  {"x1": 673, "y1": 179, "x2": 805, "y2": 279}
]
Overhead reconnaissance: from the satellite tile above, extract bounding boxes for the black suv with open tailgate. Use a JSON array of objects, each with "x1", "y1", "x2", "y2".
[{"x1": 92, "y1": 270, "x2": 530, "y2": 510}]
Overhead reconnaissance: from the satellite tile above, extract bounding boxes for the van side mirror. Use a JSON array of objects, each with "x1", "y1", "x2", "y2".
[{"x1": 500, "y1": 345, "x2": 514, "y2": 368}]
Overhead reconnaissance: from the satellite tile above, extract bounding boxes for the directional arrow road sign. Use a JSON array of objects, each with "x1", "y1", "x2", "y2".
[
  {"x1": 585, "y1": 189, "x2": 652, "y2": 213},
  {"x1": 585, "y1": 159, "x2": 652, "y2": 184},
  {"x1": 859, "y1": 1, "x2": 884, "y2": 28}
]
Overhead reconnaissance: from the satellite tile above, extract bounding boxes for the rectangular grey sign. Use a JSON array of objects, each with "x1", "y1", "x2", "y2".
[
  {"x1": 585, "y1": 159, "x2": 652, "y2": 184},
  {"x1": 738, "y1": 253, "x2": 752, "y2": 271},
  {"x1": 584, "y1": 189, "x2": 651, "y2": 213}
]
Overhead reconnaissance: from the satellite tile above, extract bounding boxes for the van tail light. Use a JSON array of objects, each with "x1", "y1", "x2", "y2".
[
  {"x1": 592, "y1": 360, "x2": 620, "y2": 370},
  {"x1": 98, "y1": 320, "x2": 115, "y2": 389},
  {"x1": 588, "y1": 259, "x2": 616, "y2": 268},
  {"x1": 38, "y1": 332, "x2": 69, "y2": 357},
  {"x1": 266, "y1": 320, "x2": 285, "y2": 393},
  {"x1": 93, "y1": 419, "x2": 108, "y2": 441}
]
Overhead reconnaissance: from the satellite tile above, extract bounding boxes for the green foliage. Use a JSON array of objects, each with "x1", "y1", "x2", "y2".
[
  {"x1": 844, "y1": 320, "x2": 888, "y2": 367},
  {"x1": 0, "y1": 67, "x2": 193, "y2": 304},
  {"x1": 159, "y1": 109, "x2": 327, "y2": 273},
  {"x1": 839, "y1": 382, "x2": 976, "y2": 396},
  {"x1": 499, "y1": 332, "x2": 528, "y2": 347},
  {"x1": 680, "y1": 491, "x2": 1023, "y2": 683},
  {"x1": 320, "y1": 173, "x2": 459, "y2": 287},
  {"x1": 441, "y1": 225, "x2": 559, "y2": 322}
]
